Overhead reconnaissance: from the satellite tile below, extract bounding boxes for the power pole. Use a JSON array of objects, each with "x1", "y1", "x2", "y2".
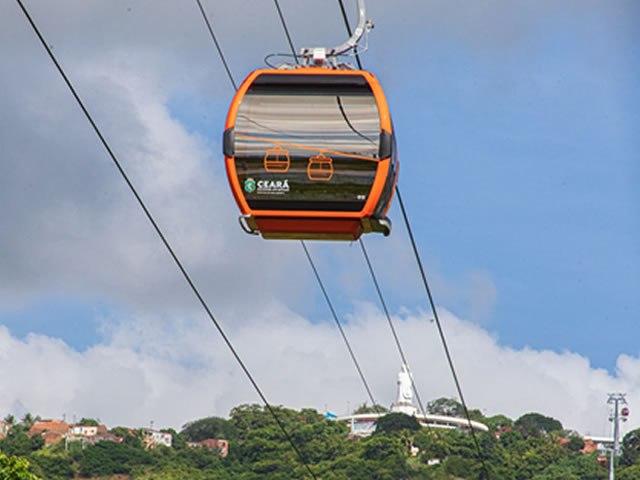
[{"x1": 607, "y1": 393, "x2": 629, "y2": 480}]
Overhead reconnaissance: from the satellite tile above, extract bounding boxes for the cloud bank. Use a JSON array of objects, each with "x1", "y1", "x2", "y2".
[{"x1": 1, "y1": 305, "x2": 638, "y2": 438}]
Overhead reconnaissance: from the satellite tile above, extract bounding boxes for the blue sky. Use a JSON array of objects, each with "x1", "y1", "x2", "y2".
[{"x1": 0, "y1": 0, "x2": 638, "y2": 431}]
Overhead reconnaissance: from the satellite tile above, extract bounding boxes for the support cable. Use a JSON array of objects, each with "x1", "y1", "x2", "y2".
[
  {"x1": 195, "y1": 0, "x2": 237, "y2": 90},
  {"x1": 196, "y1": 0, "x2": 382, "y2": 472},
  {"x1": 16, "y1": 1, "x2": 316, "y2": 478},
  {"x1": 333, "y1": 2, "x2": 490, "y2": 475},
  {"x1": 337, "y1": 0, "x2": 363, "y2": 70},
  {"x1": 271, "y1": 2, "x2": 380, "y2": 411},
  {"x1": 396, "y1": 187, "x2": 489, "y2": 478},
  {"x1": 301, "y1": 241, "x2": 378, "y2": 409},
  {"x1": 273, "y1": 0, "x2": 299, "y2": 64},
  {"x1": 358, "y1": 239, "x2": 427, "y2": 417}
]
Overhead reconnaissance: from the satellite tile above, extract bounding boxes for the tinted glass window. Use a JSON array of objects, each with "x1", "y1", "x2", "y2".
[{"x1": 233, "y1": 74, "x2": 381, "y2": 212}]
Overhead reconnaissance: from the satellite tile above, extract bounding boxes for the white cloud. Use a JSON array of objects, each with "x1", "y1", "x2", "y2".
[{"x1": 1, "y1": 307, "x2": 638, "y2": 437}]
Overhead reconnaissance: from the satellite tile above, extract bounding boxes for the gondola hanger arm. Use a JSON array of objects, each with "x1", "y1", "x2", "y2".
[{"x1": 300, "y1": 0, "x2": 372, "y2": 65}]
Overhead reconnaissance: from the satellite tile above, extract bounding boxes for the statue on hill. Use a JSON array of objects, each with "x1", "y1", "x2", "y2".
[{"x1": 396, "y1": 364, "x2": 414, "y2": 404}]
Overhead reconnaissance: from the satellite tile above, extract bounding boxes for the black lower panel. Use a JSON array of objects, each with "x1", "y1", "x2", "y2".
[{"x1": 248, "y1": 199, "x2": 365, "y2": 212}]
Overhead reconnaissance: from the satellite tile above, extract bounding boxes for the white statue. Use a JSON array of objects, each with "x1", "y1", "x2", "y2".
[{"x1": 396, "y1": 364, "x2": 414, "y2": 404}]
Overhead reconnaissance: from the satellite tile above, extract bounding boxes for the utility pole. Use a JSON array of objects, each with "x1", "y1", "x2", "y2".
[{"x1": 607, "y1": 393, "x2": 629, "y2": 480}]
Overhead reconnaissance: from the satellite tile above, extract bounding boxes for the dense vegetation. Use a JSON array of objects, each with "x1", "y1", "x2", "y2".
[{"x1": 1, "y1": 401, "x2": 639, "y2": 479}]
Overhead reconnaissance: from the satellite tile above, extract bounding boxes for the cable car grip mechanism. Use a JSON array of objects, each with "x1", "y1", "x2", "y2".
[{"x1": 299, "y1": 0, "x2": 372, "y2": 66}]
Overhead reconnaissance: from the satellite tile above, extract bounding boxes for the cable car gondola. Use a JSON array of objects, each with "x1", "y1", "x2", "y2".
[{"x1": 223, "y1": 1, "x2": 397, "y2": 240}]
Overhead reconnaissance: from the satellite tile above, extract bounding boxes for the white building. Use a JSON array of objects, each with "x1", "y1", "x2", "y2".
[
  {"x1": 142, "y1": 428, "x2": 172, "y2": 448},
  {"x1": 70, "y1": 425, "x2": 98, "y2": 437},
  {"x1": 338, "y1": 364, "x2": 489, "y2": 436}
]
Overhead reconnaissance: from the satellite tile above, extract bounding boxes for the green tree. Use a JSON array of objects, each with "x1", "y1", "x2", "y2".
[
  {"x1": 566, "y1": 435, "x2": 585, "y2": 452},
  {"x1": 0, "y1": 451, "x2": 39, "y2": 480},
  {"x1": 414, "y1": 429, "x2": 450, "y2": 460},
  {"x1": 427, "y1": 398, "x2": 464, "y2": 417},
  {"x1": 515, "y1": 413, "x2": 563, "y2": 437},
  {"x1": 28, "y1": 453, "x2": 73, "y2": 480},
  {"x1": 0, "y1": 431, "x2": 44, "y2": 457},
  {"x1": 2, "y1": 416, "x2": 16, "y2": 430},
  {"x1": 374, "y1": 413, "x2": 421, "y2": 435},
  {"x1": 618, "y1": 463, "x2": 640, "y2": 480},
  {"x1": 20, "y1": 414, "x2": 36, "y2": 430},
  {"x1": 76, "y1": 418, "x2": 99, "y2": 427},
  {"x1": 181, "y1": 417, "x2": 238, "y2": 443},
  {"x1": 621, "y1": 428, "x2": 640, "y2": 466},
  {"x1": 78, "y1": 441, "x2": 153, "y2": 477},
  {"x1": 353, "y1": 403, "x2": 388, "y2": 415},
  {"x1": 109, "y1": 427, "x2": 144, "y2": 449},
  {"x1": 485, "y1": 414, "x2": 513, "y2": 431}
]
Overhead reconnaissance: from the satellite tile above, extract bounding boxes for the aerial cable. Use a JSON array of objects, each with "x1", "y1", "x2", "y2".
[
  {"x1": 358, "y1": 239, "x2": 428, "y2": 417},
  {"x1": 396, "y1": 188, "x2": 490, "y2": 478},
  {"x1": 273, "y1": 0, "x2": 300, "y2": 64},
  {"x1": 301, "y1": 241, "x2": 378, "y2": 409},
  {"x1": 334, "y1": 2, "x2": 490, "y2": 476},
  {"x1": 195, "y1": 0, "x2": 237, "y2": 90},
  {"x1": 15, "y1": 1, "x2": 316, "y2": 478},
  {"x1": 269, "y1": 3, "x2": 381, "y2": 410},
  {"x1": 195, "y1": 0, "x2": 384, "y2": 471},
  {"x1": 337, "y1": 0, "x2": 363, "y2": 70},
  {"x1": 192, "y1": 2, "x2": 320, "y2": 477}
]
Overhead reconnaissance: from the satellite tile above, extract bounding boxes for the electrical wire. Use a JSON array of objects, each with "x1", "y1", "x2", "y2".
[
  {"x1": 15, "y1": 1, "x2": 316, "y2": 478},
  {"x1": 264, "y1": 52, "x2": 298, "y2": 68}
]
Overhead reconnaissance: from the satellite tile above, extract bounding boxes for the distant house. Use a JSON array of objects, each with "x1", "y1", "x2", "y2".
[
  {"x1": 495, "y1": 426, "x2": 513, "y2": 440},
  {"x1": 583, "y1": 436, "x2": 614, "y2": 454},
  {"x1": 142, "y1": 428, "x2": 172, "y2": 448},
  {"x1": 187, "y1": 438, "x2": 229, "y2": 457},
  {"x1": 83, "y1": 433, "x2": 123, "y2": 445},
  {"x1": 0, "y1": 420, "x2": 9, "y2": 438},
  {"x1": 69, "y1": 425, "x2": 98, "y2": 437},
  {"x1": 29, "y1": 420, "x2": 70, "y2": 446},
  {"x1": 68, "y1": 424, "x2": 112, "y2": 444}
]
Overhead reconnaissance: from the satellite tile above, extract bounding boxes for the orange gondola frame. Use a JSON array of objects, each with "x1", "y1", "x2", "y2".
[{"x1": 223, "y1": 67, "x2": 398, "y2": 240}]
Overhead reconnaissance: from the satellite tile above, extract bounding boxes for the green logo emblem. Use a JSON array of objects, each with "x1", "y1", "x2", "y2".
[{"x1": 244, "y1": 178, "x2": 256, "y2": 193}]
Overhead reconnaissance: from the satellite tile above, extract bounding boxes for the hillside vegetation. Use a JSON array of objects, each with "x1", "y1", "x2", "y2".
[{"x1": 1, "y1": 402, "x2": 639, "y2": 479}]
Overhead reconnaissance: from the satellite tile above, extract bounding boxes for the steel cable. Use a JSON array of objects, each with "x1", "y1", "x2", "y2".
[{"x1": 16, "y1": 1, "x2": 316, "y2": 478}]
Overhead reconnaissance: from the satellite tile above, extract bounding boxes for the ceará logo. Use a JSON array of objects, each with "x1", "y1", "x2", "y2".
[
  {"x1": 257, "y1": 179, "x2": 289, "y2": 195},
  {"x1": 244, "y1": 178, "x2": 256, "y2": 193}
]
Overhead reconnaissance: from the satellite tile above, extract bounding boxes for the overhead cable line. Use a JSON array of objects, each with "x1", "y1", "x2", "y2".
[
  {"x1": 337, "y1": 0, "x2": 363, "y2": 70},
  {"x1": 396, "y1": 188, "x2": 489, "y2": 478},
  {"x1": 271, "y1": 2, "x2": 381, "y2": 411},
  {"x1": 301, "y1": 241, "x2": 378, "y2": 408},
  {"x1": 334, "y1": 2, "x2": 490, "y2": 476},
  {"x1": 195, "y1": 0, "x2": 237, "y2": 90},
  {"x1": 273, "y1": 0, "x2": 299, "y2": 64},
  {"x1": 336, "y1": 1, "x2": 435, "y2": 423},
  {"x1": 358, "y1": 239, "x2": 427, "y2": 417},
  {"x1": 15, "y1": 1, "x2": 316, "y2": 478},
  {"x1": 195, "y1": 0, "x2": 382, "y2": 472},
  {"x1": 192, "y1": 2, "x2": 320, "y2": 477}
]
